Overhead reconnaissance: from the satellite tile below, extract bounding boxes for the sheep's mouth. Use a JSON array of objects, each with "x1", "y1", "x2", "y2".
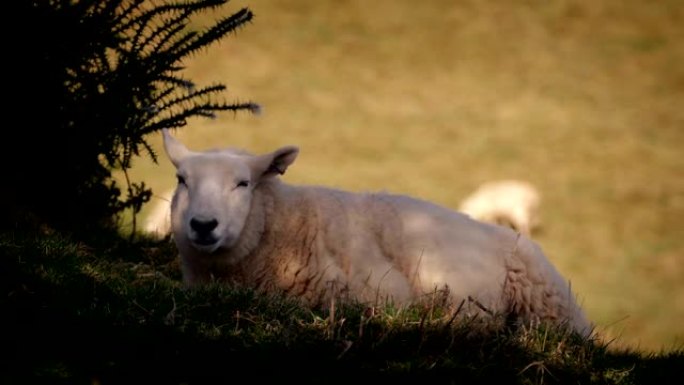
[
  {"x1": 194, "y1": 238, "x2": 216, "y2": 245},
  {"x1": 189, "y1": 232, "x2": 236, "y2": 253},
  {"x1": 191, "y1": 235, "x2": 220, "y2": 250}
]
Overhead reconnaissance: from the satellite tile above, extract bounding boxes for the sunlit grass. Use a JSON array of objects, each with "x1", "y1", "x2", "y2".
[
  {"x1": 118, "y1": 0, "x2": 684, "y2": 351},
  {"x1": 3, "y1": 230, "x2": 682, "y2": 383}
]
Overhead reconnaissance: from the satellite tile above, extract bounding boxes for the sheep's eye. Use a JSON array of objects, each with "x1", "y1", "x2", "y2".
[
  {"x1": 177, "y1": 175, "x2": 186, "y2": 186},
  {"x1": 236, "y1": 180, "x2": 249, "y2": 188}
]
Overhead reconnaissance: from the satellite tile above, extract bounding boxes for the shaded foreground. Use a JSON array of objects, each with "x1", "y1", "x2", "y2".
[{"x1": 1, "y1": 231, "x2": 681, "y2": 384}]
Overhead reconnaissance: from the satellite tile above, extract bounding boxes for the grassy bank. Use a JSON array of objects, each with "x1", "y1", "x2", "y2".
[{"x1": 2, "y1": 230, "x2": 682, "y2": 384}]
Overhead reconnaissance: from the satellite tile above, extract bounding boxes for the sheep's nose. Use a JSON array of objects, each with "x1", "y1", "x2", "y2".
[{"x1": 190, "y1": 218, "x2": 218, "y2": 235}]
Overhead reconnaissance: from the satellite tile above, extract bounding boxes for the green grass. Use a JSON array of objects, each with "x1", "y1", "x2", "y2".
[
  {"x1": 2, "y1": 230, "x2": 682, "y2": 384},
  {"x1": 117, "y1": 0, "x2": 684, "y2": 352}
]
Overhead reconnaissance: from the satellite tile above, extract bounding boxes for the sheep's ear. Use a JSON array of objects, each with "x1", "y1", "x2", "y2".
[
  {"x1": 251, "y1": 146, "x2": 299, "y2": 180},
  {"x1": 162, "y1": 128, "x2": 191, "y2": 168}
]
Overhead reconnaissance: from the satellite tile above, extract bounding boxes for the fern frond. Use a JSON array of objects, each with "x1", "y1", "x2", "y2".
[{"x1": 160, "y1": 8, "x2": 253, "y2": 63}]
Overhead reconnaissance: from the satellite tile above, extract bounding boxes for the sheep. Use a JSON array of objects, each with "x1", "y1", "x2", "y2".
[
  {"x1": 143, "y1": 189, "x2": 174, "y2": 238},
  {"x1": 458, "y1": 180, "x2": 541, "y2": 236},
  {"x1": 162, "y1": 129, "x2": 591, "y2": 335}
]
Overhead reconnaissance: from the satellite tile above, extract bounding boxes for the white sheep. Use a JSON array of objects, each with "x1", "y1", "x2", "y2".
[
  {"x1": 458, "y1": 180, "x2": 541, "y2": 236},
  {"x1": 162, "y1": 129, "x2": 590, "y2": 335},
  {"x1": 143, "y1": 189, "x2": 174, "y2": 238}
]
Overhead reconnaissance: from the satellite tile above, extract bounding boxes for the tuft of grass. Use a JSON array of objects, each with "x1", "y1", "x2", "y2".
[{"x1": 2, "y1": 230, "x2": 682, "y2": 384}]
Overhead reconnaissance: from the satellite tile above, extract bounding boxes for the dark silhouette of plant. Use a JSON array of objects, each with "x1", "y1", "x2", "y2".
[{"x1": 4, "y1": 0, "x2": 256, "y2": 234}]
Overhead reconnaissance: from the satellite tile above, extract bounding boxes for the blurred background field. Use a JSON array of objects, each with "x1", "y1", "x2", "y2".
[{"x1": 120, "y1": 0, "x2": 683, "y2": 352}]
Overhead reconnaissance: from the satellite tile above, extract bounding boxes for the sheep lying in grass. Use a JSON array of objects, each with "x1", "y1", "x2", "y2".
[
  {"x1": 162, "y1": 129, "x2": 591, "y2": 335},
  {"x1": 459, "y1": 180, "x2": 541, "y2": 236}
]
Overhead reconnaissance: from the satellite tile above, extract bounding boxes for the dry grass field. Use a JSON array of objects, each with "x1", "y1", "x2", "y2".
[{"x1": 120, "y1": 0, "x2": 684, "y2": 352}]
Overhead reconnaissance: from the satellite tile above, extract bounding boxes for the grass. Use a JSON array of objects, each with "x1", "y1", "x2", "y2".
[
  {"x1": 2, "y1": 229, "x2": 683, "y2": 384},
  {"x1": 117, "y1": 0, "x2": 684, "y2": 352}
]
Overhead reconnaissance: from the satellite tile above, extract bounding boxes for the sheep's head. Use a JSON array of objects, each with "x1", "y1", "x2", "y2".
[{"x1": 162, "y1": 129, "x2": 299, "y2": 255}]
